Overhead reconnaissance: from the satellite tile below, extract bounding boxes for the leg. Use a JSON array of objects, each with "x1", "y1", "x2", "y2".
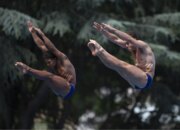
[
  {"x1": 30, "y1": 69, "x2": 70, "y2": 97},
  {"x1": 45, "y1": 73, "x2": 71, "y2": 97},
  {"x1": 87, "y1": 40, "x2": 147, "y2": 88},
  {"x1": 15, "y1": 62, "x2": 70, "y2": 97}
]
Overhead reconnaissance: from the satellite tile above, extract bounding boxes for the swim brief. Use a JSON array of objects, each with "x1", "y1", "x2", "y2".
[
  {"x1": 134, "y1": 74, "x2": 153, "y2": 90},
  {"x1": 63, "y1": 84, "x2": 75, "y2": 99},
  {"x1": 52, "y1": 84, "x2": 75, "y2": 99}
]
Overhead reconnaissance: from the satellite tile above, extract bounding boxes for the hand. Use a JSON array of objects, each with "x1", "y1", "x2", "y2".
[
  {"x1": 93, "y1": 22, "x2": 113, "y2": 32},
  {"x1": 15, "y1": 62, "x2": 30, "y2": 74},
  {"x1": 101, "y1": 23, "x2": 111, "y2": 29},
  {"x1": 93, "y1": 22, "x2": 104, "y2": 32}
]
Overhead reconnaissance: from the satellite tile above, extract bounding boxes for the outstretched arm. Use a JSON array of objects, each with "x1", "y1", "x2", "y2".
[
  {"x1": 93, "y1": 22, "x2": 127, "y2": 49},
  {"x1": 34, "y1": 27, "x2": 66, "y2": 59},
  {"x1": 94, "y1": 22, "x2": 146, "y2": 48},
  {"x1": 27, "y1": 21, "x2": 48, "y2": 53}
]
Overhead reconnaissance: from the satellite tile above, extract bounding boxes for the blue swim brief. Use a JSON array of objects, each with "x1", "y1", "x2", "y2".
[
  {"x1": 63, "y1": 84, "x2": 75, "y2": 99},
  {"x1": 52, "y1": 84, "x2": 75, "y2": 99},
  {"x1": 134, "y1": 74, "x2": 153, "y2": 90}
]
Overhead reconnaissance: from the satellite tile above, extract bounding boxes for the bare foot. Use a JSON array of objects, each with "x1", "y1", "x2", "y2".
[
  {"x1": 15, "y1": 62, "x2": 30, "y2": 74},
  {"x1": 87, "y1": 39, "x2": 104, "y2": 56}
]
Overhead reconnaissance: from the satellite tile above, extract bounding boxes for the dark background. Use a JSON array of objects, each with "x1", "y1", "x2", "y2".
[{"x1": 0, "y1": 0, "x2": 180, "y2": 129}]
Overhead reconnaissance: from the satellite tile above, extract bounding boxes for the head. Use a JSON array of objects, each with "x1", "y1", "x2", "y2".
[
  {"x1": 128, "y1": 31, "x2": 139, "y2": 39},
  {"x1": 125, "y1": 42, "x2": 136, "y2": 52},
  {"x1": 43, "y1": 52, "x2": 57, "y2": 68},
  {"x1": 126, "y1": 31, "x2": 140, "y2": 52}
]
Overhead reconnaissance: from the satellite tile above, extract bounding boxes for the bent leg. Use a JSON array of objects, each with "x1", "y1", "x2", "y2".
[
  {"x1": 15, "y1": 62, "x2": 70, "y2": 97},
  {"x1": 88, "y1": 40, "x2": 147, "y2": 88},
  {"x1": 98, "y1": 50, "x2": 147, "y2": 88},
  {"x1": 28, "y1": 69, "x2": 70, "y2": 97}
]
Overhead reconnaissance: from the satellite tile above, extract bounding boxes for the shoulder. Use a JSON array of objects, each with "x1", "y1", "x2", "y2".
[{"x1": 137, "y1": 40, "x2": 149, "y2": 48}]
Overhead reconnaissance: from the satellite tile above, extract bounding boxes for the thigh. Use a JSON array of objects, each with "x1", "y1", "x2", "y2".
[
  {"x1": 116, "y1": 63, "x2": 147, "y2": 88},
  {"x1": 47, "y1": 74, "x2": 70, "y2": 96}
]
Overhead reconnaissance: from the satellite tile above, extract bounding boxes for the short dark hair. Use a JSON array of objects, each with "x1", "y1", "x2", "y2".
[
  {"x1": 43, "y1": 51, "x2": 56, "y2": 59},
  {"x1": 127, "y1": 31, "x2": 139, "y2": 39}
]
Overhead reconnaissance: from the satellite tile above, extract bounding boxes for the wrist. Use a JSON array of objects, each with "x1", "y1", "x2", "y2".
[{"x1": 26, "y1": 66, "x2": 31, "y2": 73}]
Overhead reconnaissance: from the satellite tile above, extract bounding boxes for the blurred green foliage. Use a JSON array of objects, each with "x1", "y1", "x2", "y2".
[{"x1": 0, "y1": 0, "x2": 180, "y2": 129}]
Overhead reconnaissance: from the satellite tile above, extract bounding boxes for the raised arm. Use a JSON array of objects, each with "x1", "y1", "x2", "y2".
[
  {"x1": 27, "y1": 21, "x2": 48, "y2": 52},
  {"x1": 93, "y1": 22, "x2": 127, "y2": 49},
  {"x1": 94, "y1": 22, "x2": 146, "y2": 48},
  {"x1": 34, "y1": 27, "x2": 66, "y2": 58}
]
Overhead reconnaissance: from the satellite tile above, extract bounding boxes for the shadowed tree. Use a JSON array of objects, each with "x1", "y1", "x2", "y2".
[{"x1": 0, "y1": 0, "x2": 180, "y2": 129}]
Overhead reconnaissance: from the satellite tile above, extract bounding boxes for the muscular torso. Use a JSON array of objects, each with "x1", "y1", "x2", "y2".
[
  {"x1": 132, "y1": 41, "x2": 155, "y2": 77},
  {"x1": 56, "y1": 57, "x2": 76, "y2": 85}
]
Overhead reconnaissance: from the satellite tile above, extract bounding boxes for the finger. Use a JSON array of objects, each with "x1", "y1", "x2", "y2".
[
  {"x1": 19, "y1": 62, "x2": 23, "y2": 66},
  {"x1": 93, "y1": 22, "x2": 99, "y2": 26},
  {"x1": 15, "y1": 64, "x2": 20, "y2": 68},
  {"x1": 93, "y1": 25, "x2": 102, "y2": 31},
  {"x1": 93, "y1": 22, "x2": 102, "y2": 28},
  {"x1": 101, "y1": 23, "x2": 109, "y2": 28},
  {"x1": 89, "y1": 39, "x2": 96, "y2": 42},
  {"x1": 15, "y1": 62, "x2": 20, "y2": 65},
  {"x1": 95, "y1": 23, "x2": 102, "y2": 28},
  {"x1": 102, "y1": 23, "x2": 108, "y2": 26},
  {"x1": 92, "y1": 24, "x2": 97, "y2": 29},
  {"x1": 27, "y1": 21, "x2": 33, "y2": 27},
  {"x1": 93, "y1": 21, "x2": 98, "y2": 25},
  {"x1": 16, "y1": 62, "x2": 24, "y2": 67}
]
